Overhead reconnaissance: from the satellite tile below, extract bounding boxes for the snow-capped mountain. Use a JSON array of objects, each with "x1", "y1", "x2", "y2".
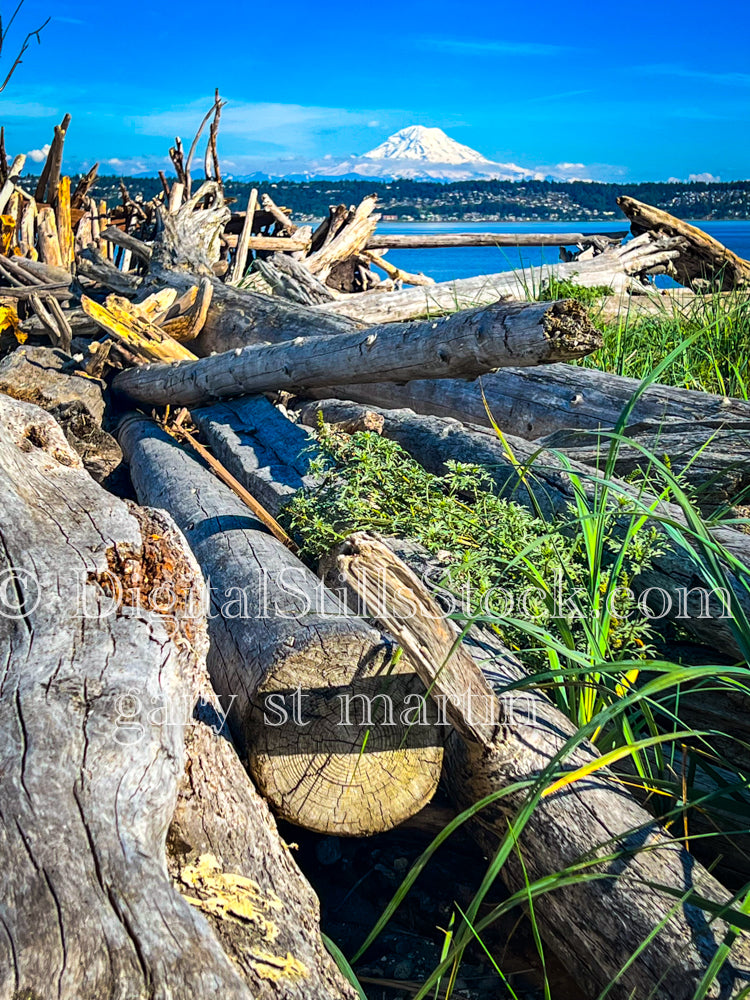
[
  {"x1": 323, "y1": 126, "x2": 542, "y2": 182},
  {"x1": 227, "y1": 126, "x2": 546, "y2": 182}
]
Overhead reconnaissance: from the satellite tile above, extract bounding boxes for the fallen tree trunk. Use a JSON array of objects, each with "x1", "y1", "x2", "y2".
[
  {"x1": 112, "y1": 298, "x2": 600, "y2": 407},
  {"x1": 118, "y1": 414, "x2": 443, "y2": 835},
  {"x1": 169, "y1": 709, "x2": 359, "y2": 999},
  {"x1": 296, "y1": 399, "x2": 750, "y2": 658},
  {"x1": 332, "y1": 532, "x2": 750, "y2": 1000},
  {"x1": 301, "y1": 370, "x2": 750, "y2": 514},
  {"x1": 192, "y1": 396, "x2": 320, "y2": 518},
  {"x1": 308, "y1": 363, "x2": 750, "y2": 440},
  {"x1": 365, "y1": 231, "x2": 627, "y2": 249},
  {"x1": 311, "y1": 232, "x2": 684, "y2": 324},
  {"x1": 618, "y1": 195, "x2": 750, "y2": 291},
  {"x1": 0, "y1": 394, "x2": 254, "y2": 999}
]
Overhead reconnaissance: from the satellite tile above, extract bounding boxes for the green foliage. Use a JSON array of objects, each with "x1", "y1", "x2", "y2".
[
  {"x1": 281, "y1": 426, "x2": 661, "y2": 675},
  {"x1": 539, "y1": 276, "x2": 613, "y2": 305},
  {"x1": 582, "y1": 289, "x2": 750, "y2": 399}
]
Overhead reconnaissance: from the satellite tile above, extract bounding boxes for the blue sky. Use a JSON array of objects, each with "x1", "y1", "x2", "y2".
[{"x1": 3, "y1": 0, "x2": 749, "y2": 181}]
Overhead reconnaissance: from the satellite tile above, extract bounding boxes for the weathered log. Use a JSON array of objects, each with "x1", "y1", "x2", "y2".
[
  {"x1": 297, "y1": 400, "x2": 750, "y2": 658},
  {"x1": 304, "y1": 195, "x2": 380, "y2": 282},
  {"x1": 618, "y1": 195, "x2": 750, "y2": 291},
  {"x1": 192, "y1": 396, "x2": 319, "y2": 518},
  {"x1": 169, "y1": 710, "x2": 359, "y2": 999},
  {"x1": 228, "y1": 187, "x2": 257, "y2": 284},
  {"x1": 253, "y1": 251, "x2": 337, "y2": 306},
  {"x1": 118, "y1": 414, "x2": 443, "y2": 835},
  {"x1": 332, "y1": 532, "x2": 750, "y2": 1000},
  {"x1": 301, "y1": 368, "x2": 750, "y2": 512},
  {"x1": 312, "y1": 364, "x2": 750, "y2": 438},
  {"x1": 112, "y1": 298, "x2": 600, "y2": 407},
  {"x1": 312, "y1": 232, "x2": 684, "y2": 324},
  {"x1": 0, "y1": 345, "x2": 122, "y2": 481},
  {"x1": 0, "y1": 394, "x2": 255, "y2": 998},
  {"x1": 365, "y1": 231, "x2": 627, "y2": 250}
]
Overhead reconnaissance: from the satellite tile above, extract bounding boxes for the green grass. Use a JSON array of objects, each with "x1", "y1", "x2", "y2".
[
  {"x1": 301, "y1": 307, "x2": 750, "y2": 998},
  {"x1": 580, "y1": 288, "x2": 750, "y2": 399}
]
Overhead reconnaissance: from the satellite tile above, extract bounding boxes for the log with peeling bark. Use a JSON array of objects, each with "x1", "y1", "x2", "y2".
[
  {"x1": 618, "y1": 195, "x2": 750, "y2": 291},
  {"x1": 118, "y1": 414, "x2": 443, "y2": 835},
  {"x1": 169, "y1": 710, "x2": 359, "y2": 999},
  {"x1": 0, "y1": 394, "x2": 255, "y2": 999},
  {"x1": 112, "y1": 298, "x2": 600, "y2": 407},
  {"x1": 297, "y1": 399, "x2": 750, "y2": 658},
  {"x1": 312, "y1": 231, "x2": 684, "y2": 324},
  {"x1": 332, "y1": 532, "x2": 750, "y2": 1000}
]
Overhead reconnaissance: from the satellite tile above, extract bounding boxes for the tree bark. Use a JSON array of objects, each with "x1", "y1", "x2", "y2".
[
  {"x1": 0, "y1": 394, "x2": 255, "y2": 999},
  {"x1": 118, "y1": 414, "x2": 443, "y2": 835},
  {"x1": 296, "y1": 399, "x2": 750, "y2": 659},
  {"x1": 169, "y1": 711, "x2": 359, "y2": 999},
  {"x1": 311, "y1": 232, "x2": 684, "y2": 324},
  {"x1": 192, "y1": 395, "x2": 320, "y2": 518},
  {"x1": 300, "y1": 369, "x2": 750, "y2": 514},
  {"x1": 331, "y1": 532, "x2": 750, "y2": 1000},
  {"x1": 618, "y1": 195, "x2": 750, "y2": 291},
  {"x1": 307, "y1": 364, "x2": 750, "y2": 440},
  {"x1": 112, "y1": 298, "x2": 600, "y2": 407}
]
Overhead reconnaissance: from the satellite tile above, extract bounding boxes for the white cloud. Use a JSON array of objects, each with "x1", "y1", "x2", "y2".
[
  {"x1": 27, "y1": 143, "x2": 51, "y2": 162},
  {"x1": 555, "y1": 162, "x2": 586, "y2": 171},
  {"x1": 636, "y1": 64, "x2": 750, "y2": 87},
  {"x1": 688, "y1": 172, "x2": 721, "y2": 183}
]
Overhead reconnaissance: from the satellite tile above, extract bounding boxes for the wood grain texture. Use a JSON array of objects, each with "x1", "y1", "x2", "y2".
[
  {"x1": 112, "y1": 298, "x2": 601, "y2": 407},
  {"x1": 118, "y1": 414, "x2": 443, "y2": 835},
  {"x1": 0, "y1": 394, "x2": 254, "y2": 999}
]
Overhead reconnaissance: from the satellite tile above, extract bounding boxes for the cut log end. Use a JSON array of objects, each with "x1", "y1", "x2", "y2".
[{"x1": 542, "y1": 298, "x2": 603, "y2": 360}]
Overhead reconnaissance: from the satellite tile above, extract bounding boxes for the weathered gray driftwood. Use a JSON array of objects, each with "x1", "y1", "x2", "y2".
[
  {"x1": 304, "y1": 364, "x2": 750, "y2": 440},
  {"x1": 365, "y1": 230, "x2": 627, "y2": 249},
  {"x1": 192, "y1": 396, "x2": 319, "y2": 518},
  {"x1": 302, "y1": 369, "x2": 750, "y2": 513},
  {"x1": 311, "y1": 232, "x2": 684, "y2": 324},
  {"x1": 0, "y1": 346, "x2": 121, "y2": 481},
  {"x1": 333, "y1": 532, "x2": 750, "y2": 1000},
  {"x1": 0, "y1": 394, "x2": 254, "y2": 999},
  {"x1": 169, "y1": 711, "x2": 359, "y2": 999},
  {"x1": 112, "y1": 298, "x2": 600, "y2": 407},
  {"x1": 297, "y1": 399, "x2": 750, "y2": 658},
  {"x1": 118, "y1": 414, "x2": 443, "y2": 835},
  {"x1": 618, "y1": 195, "x2": 750, "y2": 291}
]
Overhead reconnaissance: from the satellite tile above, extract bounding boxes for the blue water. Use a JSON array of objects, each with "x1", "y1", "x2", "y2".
[{"x1": 377, "y1": 220, "x2": 750, "y2": 283}]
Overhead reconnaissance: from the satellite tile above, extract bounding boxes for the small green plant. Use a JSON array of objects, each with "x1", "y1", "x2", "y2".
[
  {"x1": 539, "y1": 275, "x2": 613, "y2": 306},
  {"x1": 281, "y1": 425, "x2": 661, "y2": 690}
]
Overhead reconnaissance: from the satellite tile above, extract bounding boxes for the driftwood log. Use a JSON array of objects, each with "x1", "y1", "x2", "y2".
[
  {"x1": 296, "y1": 399, "x2": 750, "y2": 658},
  {"x1": 0, "y1": 394, "x2": 254, "y2": 998},
  {"x1": 0, "y1": 346, "x2": 121, "y2": 481},
  {"x1": 192, "y1": 396, "x2": 319, "y2": 518},
  {"x1": 111, "y1": 298, "x2": 600, "y2": 407},
  {"x1": 169, "y1": 711, "x2": 358, "y2": 999},
  {"x1": 118, "y1": 414, "x2": 443, "y2": 835},
  {"x1": 618, "y1": 195, "x2": 750, "y2": 291},
  {"x1": 365, "y1": 231, "x2": 627, "y2": 250},
  {"x1": 332, "y1": 532, "x2": 750, "y2": 1000},
  {"x1": 304, "y1": 363, "x2": 750, "y2": 439},
  {"x1": 303, "y1": 368, "x2": 750, "y2": 514},
  {"x1": 311, "y1": 232, "x2": 684, "y2": 324}
]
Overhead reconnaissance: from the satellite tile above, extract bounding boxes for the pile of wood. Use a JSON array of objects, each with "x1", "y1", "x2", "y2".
[{"x1": 1, "y1": 104, "x2": 750, "y2": 1000}]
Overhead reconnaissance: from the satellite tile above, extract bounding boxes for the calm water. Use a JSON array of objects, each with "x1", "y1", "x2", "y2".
[{"x1": 378, "y1": 220, "x2": 750, "y2": 283}]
